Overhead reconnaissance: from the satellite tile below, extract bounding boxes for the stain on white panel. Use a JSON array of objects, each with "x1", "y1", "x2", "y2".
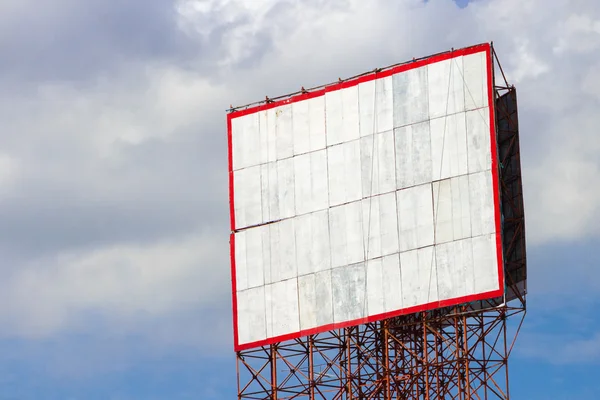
[
  {"x1": 397, "y1": 183, "x2": 434, "y2": 252},
  {"x1": 265, "y1": 278, "x2": 300, "y2": 338},
  {"x1": 359, "y1": 77, "x2": 394, "y2": 137},
  {"x1": 395, "y1": 121, "x2": 432, "y2": 190},
  {"x1": 463, "y1": 51, "x2": 488, "y2": 111},
  {"x1": 428, "y1": 57, "x2": 465, "y2": 119},
  {"x1": 362, "y1": 192, "x2": 399, "y2": 260},
  {"x1": 231, "y1": 113, "x2": 261, "y2": 170},
  {"x1": 393, "y1": 66, "x2": 429, "y2": 127},
  {"x1": 332, "y1": 263, "x2": 366, "y2": 323},
  {"x1": 293, "y1": 96, "x2": 326, "y2": 155},
  {"x1": 327, "y1": 141, "x2": 362, "y2": 207},
  {"x1": 329, "y1": 202, "x2": 365, "y2": 268},
  {"x1": 237, "y1": 286, "x2": 266, "y2": 345},
  {"x1": 294, "y1": 150, "x2": 328, "y2": 216},
  {"x1": 468, "y1": 171, "x2": 495, "y2": 237},
  {"x1": 452, "y1": 175, "x2": 471, "y2": 240},
  {"x1": 400, "y1": 246, "x2": 438, "y2": 308},
  {"x1": 381, "y1": 253, "x2": 403, "y2": 312},
  {"x1": 234, "y1": 165, "x2": 262, "y2": 229},
  {"x1": 361, "y1": 130, "x2": 396, "y2": 197},
  {"x1": 298, "y1": 270, "x2": 333, "y2": 331},
  {"x1": 277, "y1": 158, "x2": 296, "y2": 220},
  {"x1": 296, "y1": 210, "x2": 331, "y2": 276},
  {"x1": 432, "y1": 179, "x2": 453, "y2": 244},
  {"x1": 268, "y1": 218, "x2": 297, "y2": 283},
  {"x1": 466, "y1": 108, "x2": 491, "y2": 175},
  {"x1": 366, "y1": 258, "x2": 385, "y2": 316},
  {"x1": 326, "y1": 86, "x2": 360, "y2": 146},
  {"x1": 472, "y1": 233, "x2": 500, "y2": 293},
  {"x1": 430, "y1": 112, "x2": 468, "y2": 181}
]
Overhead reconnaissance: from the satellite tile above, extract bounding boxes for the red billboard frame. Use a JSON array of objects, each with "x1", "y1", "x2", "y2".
[{"x1": 227, "y1": 43, "x2": 503, "y2": 351}]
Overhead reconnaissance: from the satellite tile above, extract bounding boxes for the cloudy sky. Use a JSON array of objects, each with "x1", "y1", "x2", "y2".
[{"x1": 0, "y1": 0, "x2": 599, "y2": 398}]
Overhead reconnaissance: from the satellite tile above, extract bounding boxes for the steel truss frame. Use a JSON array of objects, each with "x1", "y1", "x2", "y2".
[{"x1": 236, "y1": 45, "x2": 526, "y2": 400}]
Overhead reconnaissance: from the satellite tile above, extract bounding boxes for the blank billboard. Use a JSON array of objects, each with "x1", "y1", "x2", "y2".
[{"x1": 228, "y1": 43, "x2": 502, "y2": 351}]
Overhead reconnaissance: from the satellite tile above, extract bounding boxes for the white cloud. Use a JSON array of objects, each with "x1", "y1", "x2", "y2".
[
  {"x1": 0, "y1": 230, "x2": 228, "y2": 338},
  {"x1": 0, "y1": 154, "x2": 18, "y2": 190},
  {"x1": 520, "y1": 330, "x2": 600, "y2": 365}
]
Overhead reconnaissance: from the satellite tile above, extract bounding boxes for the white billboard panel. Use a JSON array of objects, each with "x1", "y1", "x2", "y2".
[{"x1": 228, "y1": 43, "x2": 503, "y2": 351}]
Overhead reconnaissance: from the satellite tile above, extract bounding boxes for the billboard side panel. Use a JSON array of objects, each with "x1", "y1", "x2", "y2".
[{"x1": 487, "y1": 46, "x2": 505, "y2": 297}]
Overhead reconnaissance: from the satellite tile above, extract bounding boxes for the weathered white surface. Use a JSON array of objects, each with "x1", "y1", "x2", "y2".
[
  {"x1": 466, "y1": 108, "x2": 491, "y2": 174},
  {"x1": 234, "y1": 165, "x2": 262, "y2": 229},
  {"x1": 451, "y1": 175, "x2": 472, "y2": 240},
  {"x1": 430, "y1": 112, "x2": 468, "y2": 181},
  {"x1": 237, "y1": 286, "x2": 266, "y2": 344},
  {"x1": 231, "y1": 48, "x2": 501, "y2": 348},
  {"x1": 359, "y1": 76, "x2": 394, "y2": 137},
  {"x1": 472, "y1": 233, "x2": 500, "y2": 293},
  {"x1": 332, "y1": 263, "x2": 366, "y2": 323},
  {"x1": 361, "y1": 130, "x2": 396, "y2": 197},
  {"x1": 432, "y1": 175, "x2": 472, "y2": 244},
  {"x1": 393, "y1": 66, "x2": 429, "y2": 127},
  {"x1": 362, "y1": 192, "x2": 399, "y2": 259},
  {"x1": 298, "y1": 270, "x2": 333, "y2": 330},
  {"x1": 295, "y1": 210, "x2": 331, "y2": 276},
  {"x1": 232, "y1": 112, "x2": 261, "y2": 170},
  {"x1": 432, "y1": 179, "x2": 453, "y2": 244},
  {"x1": 366, "y1": 258, "x2": 385, "y2": 316},
  {"x1": 326, "y1": 86, "x2": 360, "y2": 146},
  {"x1": 276, "y1": 158, "x2": 296, "y2": 220},
  {"x1": 328, "y1": 140, "x2": 363, "y2": 206},
  {"x1": 293, "y1": 96, "x2": 326, "y2": 155},
  {"x1": 395, "y1": 121, "x2": 432, "y2": 189},
  {"x1": 469, "y1": 170, "x2": 495, "y2": 237},
  {"x1": 266, "y1": 278, "x2": 300, "y2": 338},
  {"x1": 267, "y1": 218, "x2": 297, "y2": 283},
  {"x1": 329, "y1": 201, "x2": 365, "y2": 268},
  {"x1": 463, "y1": 51, "x2": 488, "y2": 111},
  {"x1": 436, "y1": 238, "x2": 471, "y2": 301},
  {"x1": 428, "y1": 56, "x2": 465, "y2": 119},
  {"x1": 400, "y1": 246, "x2": 438, "y2": 308},
  {"x1": 397, "y1": 183, "x2": 434, "y2": 252},
  {"x1": 294, "y1": 150, "x2": 329, "y2": 216},
  {"x1": 381, "y1": 253, "x2": 403, "y2": 311},
  {"x1": 235, "y1": 225, "x2": 266, "y2": 291}
]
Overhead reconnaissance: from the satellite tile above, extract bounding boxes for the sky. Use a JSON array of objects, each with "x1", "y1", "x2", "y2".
[{"x1": 0, "y1": 0, "x2": 598, "y2": 398}]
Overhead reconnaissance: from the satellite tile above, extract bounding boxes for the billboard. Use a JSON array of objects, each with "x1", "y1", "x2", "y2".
[{"x1": 228, "y1": 43, "x2": 502, "y2": 351}]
